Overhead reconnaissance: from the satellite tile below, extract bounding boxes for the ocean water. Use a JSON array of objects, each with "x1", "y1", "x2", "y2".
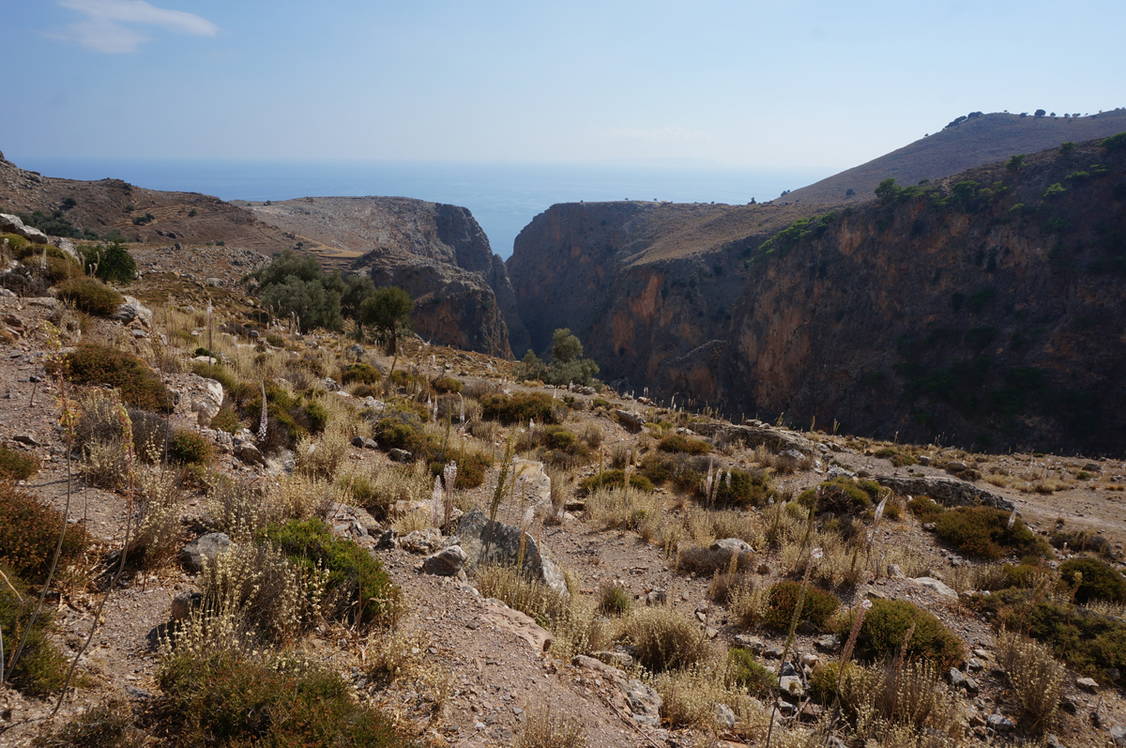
[{"x1": 12, "y1": 157, "x2": 824, "y2": 257}]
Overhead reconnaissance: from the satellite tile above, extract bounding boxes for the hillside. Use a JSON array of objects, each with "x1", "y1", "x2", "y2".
[
  {"x1": 1, "y1": 224, "x2": 1124, "y2": 745},
  {"x1": 509, "y1": 134, "x2": 1126, "y2": 455},
  {"x1": 239, "y1": 196, "x2": 528, "y2": 358},
  {"x1": 783, "y1": 109, "x2": 1126, "y2": 205}
]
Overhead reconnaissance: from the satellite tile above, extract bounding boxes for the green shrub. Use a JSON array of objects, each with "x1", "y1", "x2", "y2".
[
  {"x1": 873, "y1": 446, "x2": 915, "y2": 466},
  {"x1": 167, "y1": 429, "x2": 213, "y2": 465},
  {"x1": 658, "y1": 433, "x2": 710, "y2": 455},
  {"x1": 0, "y1": 484, "x2": 91, "y2": 585},
  {"x1": 79, "y1": 241, "x2": 136, "y2": 283},
  {"x1": 808, "y1": 661, "x2": 867, "y2": 707},
  {"x1": 429, "y1": 448, "x2": 492, "y2": 489},
  {"x1": 0, "y1": 445, "x2": 40, "y2": 480},
  {"x1": 1, "y1": 232, "x2": 31, "y2": 254},
  {"x1": 1103, "y1": 131, "x2": 1126, "y2": 152},
  {"x1": 154, "y1": 650, "x2": 407, "y2": 747},
  {"x1": 699, "y1": 468, "x2": 773, "y2": 508},
  {"x1": 431, "y1": 375, "x2": 462, "y2": 393},
  {"x1": 56, "y1": 277, "x2": 123, "y2": 316},
  {"x1": 0, "y1": 566, "x2": 69, "y2": 697},
  {"x1": 726, "y1": 648, "x2": 777, "y2": 696},
  {"x1": 618, "y1": 607, "x2": 709, "y2": 673},
  {"x1": 265, "y1": 518, "x2": 401, "y2": 628},
  {"x1": 907, "y1": 495, "x2": 944, "y2": 522},
  {"x1": 52, "y1": 344, "x2": 174, "y2": 413},
  {"x1": 761, "y1": 580, "x2": 839, "y2": 633},
  {"x1": 1059, "y1": 557, "x2": 1126, "y2": 604},
  {"x1": 480, "y1": 392, "x2": 561, "y2": 425},
  {"x1": 639, "y1": 452, "x2": 705, "y2": 493},
  {"x1": 340, "y1": 362, "x2": 381, "y2": 385},
  {"x1": 797, "y1": 477, "x2": 879, "y2": 516},
  {"x1": 597, "y1": 582, "x2": 632, "y2": 617},
  {"x1": 579, "y1": 469, "x2": 655, "y2": 495},
  {"x1": 850, "y1": 599, "x2": 964, "y2": 667},
  {"x1": 934, "y1": 506, "x2": 1049, "y2": 560},
  {"x1": 208, "y1": 404, "x2": 242, "y2": 433},
  {"x1": 31, "y1": 699, "x2": 145, "y2": 747}
]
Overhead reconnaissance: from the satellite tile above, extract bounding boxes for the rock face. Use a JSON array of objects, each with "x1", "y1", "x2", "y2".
[
  {"x1": 508, "y1": 137, "x2": 1126, "y2": 455},
  {"x1": 456, "y1": 509, "x2": 567, "y2": 596},
  {"x1": 241, "y1": 196, "x2": 527, "y2": 358},
  {"x1": 875, "y1": 475, "x2": 1012, "y2": 510}
]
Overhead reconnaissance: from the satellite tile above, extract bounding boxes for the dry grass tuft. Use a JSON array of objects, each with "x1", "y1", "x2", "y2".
[
  {"x1": 996, "y1": 630, "x2": 1066, "y2": 735},
  {"x1": 515, "y1": 704, "x2": 588, "y2": 748}
]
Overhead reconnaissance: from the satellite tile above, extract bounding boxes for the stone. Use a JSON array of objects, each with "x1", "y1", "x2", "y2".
[
  {"x1": 966, "y1": 657, "x2": 983, "y2": 671},
  {"x1": 457, "y1": 509, "x2": 568, "y2": 597},
  {"x1": 714, "y1": 703, "x2": 736, "y2": 729},
  {"x1": 733, "y1": 634, "x2": 765, "y2": 654},
  {"x1": 800, "y1": 653, "x2": 819, "y2": 669},
  {"x1": 12, "y1": 433, "x2": 41, "y2": 446},
  {"x1": 779, "y1": 675, "x2": 803, "y2": 697},
  {"x1": 422, "y1": 545, "x2": 467, "y2": 576},
  {"x1": 1109, "y1": 725, "x2": 1126, "y2": 747},
  {"x1": 1076, "y1": 676, "x2": 1099, "y2": 692},
  {"x1": 679, "y1": 537, "x2": 754, "y2": 574},
  {"x1": 947, "y1": 668, "x2": 978, "y2": 693},
  {"x1": 180, "y1": 532, "x2": 232, "y2": 573},
  {"x1": 233, "y1": 441, "x2": 264, "y2": 465},
  {"x1": 827, "y1": 465, "x2": 856, "y2": 479},
  {"x1": 622, "y1": 679, "x2": 662, "y2": 725},
  {"x1": 987, "y1": 713, "x2": 1015, "y2": 731},
  {"x1": 911, "y1": 576, "x2": 958, "y2": 598},
  {"x1": 399, "y1": 528, "x2": 443, "y2": 554},
  {"x1": 388, "y1": 448, "x2": 413, "y2": 462},
  {"x1": 764, "y1": 646, "x2": 784, "y2": 659},
  {"x1": 814, "y1": 634, "x2": 839, "y2": 653},
  {"x1": 351, "y1": 436, "x2": 378, "y2": 450},
  {"x1": 875, "y1": 475, "x2": 1013, "y2": 510},
  {"x1": 591, "y1": 651, "x2": 634, "y2": 669},
  {"x1": 1045, "y1": 734, "x2": 1066, "y2": 748},
  {"x1": 645, "y1": 588, "x2": 667, "y2": 606},
  {"x1": 170, "y1": 591, "x2": 202, "y2": 621},
  {"x1": 0, "y1": 213, "x2": 50, "y2": 245},
  {"x1": 614, "y1": 409, "x2": 645, "y2": 433},
  {"x1": 111, "y1": 295, "x2": 153, "y2": 327},
  {"x1": 887, "y1": 563, "x2": 905, "y2": 578},
  {"x1": 375, "y1": 529, "x2": 397, "y2": 550}
]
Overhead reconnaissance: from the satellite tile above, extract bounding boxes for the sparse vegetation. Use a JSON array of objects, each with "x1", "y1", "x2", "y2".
[
  {"x1": 1058, "y1": 556, "x2": 1126, "y2": 604},
  {"x1": 617, "y1": 607, "x2": 710, "y2": 673},
  {"x1": 480, "y1": 391, "x2": 561, "y2": 424},
  {"x1": 0, "y1": 566, "x2": 69, "y2": 696},
  {"x1": 56, "y1": 276, "x2": 123, "y2": 316},
  {"x1": 0, "y1": 445, "x2": 40, "y2": 480},
  {"x1": 54, "y1": 344, "x2": 174, "y2": 412},
  {"x1": 933, "y1": 505, "x2": 1049, "y2": 560}
]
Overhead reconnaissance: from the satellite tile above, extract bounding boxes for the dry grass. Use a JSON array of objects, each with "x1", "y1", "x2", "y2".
[
  {"x1": 475, "y1": 564, "x2": 569, "y2": 627},
  {"x1": 206, "y1": 473, "x2": 340, "y2": 540},
  {"x1": 616, "y1": 606, "x2": 710, "y2": 673},
  {"x1": 130, "y1": 466, "x2": 186, "y2": 568},
  {"x1": 515, "y1": 704, "x2": 588, "y2": 748},
  {"x1": 996, "y1": 630, "x2": 1066, "y2": 735},
  {"x1": 584, "y1": 486, "x2": 665, "y2": 533},
  {"x1": 653, "y1": 660, "x2": 739, "y2": 729}
]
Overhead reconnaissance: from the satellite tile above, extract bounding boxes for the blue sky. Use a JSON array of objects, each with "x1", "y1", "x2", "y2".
[{"x1": 3, "y1": 0, "x2": 1125, "y2": 169}]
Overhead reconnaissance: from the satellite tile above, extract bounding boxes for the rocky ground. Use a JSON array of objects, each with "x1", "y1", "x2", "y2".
[{"x1": 0, "y1": 242, "x2": 1124, "y2": 747}]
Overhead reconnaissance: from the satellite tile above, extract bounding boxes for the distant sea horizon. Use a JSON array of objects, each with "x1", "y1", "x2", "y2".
[{"x1": 10, "y1": 156, "x2": 826, "y2": 257}]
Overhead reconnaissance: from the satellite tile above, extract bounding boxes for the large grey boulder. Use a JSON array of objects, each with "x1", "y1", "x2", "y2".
[
  {"x1": 875, "y1": 475, "x2": 1012, "y2": 510},
  {"x1": 180, "y1": 532, "x2": 232, "y2": 573},
  {"x1": 422, "y1": 545, "x2": 467, "y2": 576},
  {"x1": 0, "y1": 213, "x2": 50, "y2": 245},
  {"x1": 457, "y1": 509, "x2": 567, "y2": 597},
  {"x1": 696, "y1": 419, "x2": 818, "y2": 456},
  {"x1": 112, "y1": 295, "x2": 154, "y2": 327}
]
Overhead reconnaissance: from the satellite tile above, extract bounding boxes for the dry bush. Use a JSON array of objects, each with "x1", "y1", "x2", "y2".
[
  {"x1": 653, "y1": 660, "x2": 741, "y2": 729},
  {"x1": 584, "y1": 486, "x2": 664, "y2": 533},
  {"x1": 753, "y1": 443, "x2": 814, "y2": 474},
  {"x1": 466, "y1": 416, "x2": 498, "y2": 442},
  {"x1": 32, "y1": 698, "x2": 145, "y2": 747},
  {"x1": 996, "y1": 630, "x2": 1066, "y2": 735},
  {"x1": 708, "y1": 570, "x2": 751, "y2": 604},
  {"x1": 597, "y1": 580, "x2": 632, "y2": 616},
  {"x1": 617, "y1": 607, "x2": 710, "y2": 673},
  {"x1": 206, "y1": 474, "x2": 340, "y2": 540},
  {"x1": 515, "y1": 705, "x2": 588, "y2": 748},
  {"x1": 295, "y1": 425, "x2": 350, "y2": 480},
  {"x1": 81, "y1": 438, "x2": 132, "y2": 490},
  {"x1": 475, "y1": 564, "x2": 569, "y2": 627},
  {"x1": 731, "y1": 584, "x2": 769, "y2": 629},
  {"x1": 339, "y1": 460, "x2": 430, "y2": 521},
  {"x1": 130, "y1": 466, "x2": 186, "y2": 569}
]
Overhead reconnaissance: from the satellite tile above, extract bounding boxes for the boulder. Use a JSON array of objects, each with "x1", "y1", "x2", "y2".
[
  {"x1": 1076, "y1": 676, "x2": 1099, "y2": 693},
  {"x1": 170, "y1": 591, "x2": 202, "y2": 621},
  {"x1": 388, "y1": 448, "x2": 413, "y2": 463},
  {"x1": 233, "y1": 440, "x2": 264, "y2": 466},
  {"x1": 875, "y1": 475, "x2": 1012, "y2": 510},
  {"x1": 679, "y1": 537, "x2": 754, "y2": 574},
  {"x1": 399, "y1": 528, "x2": 444, "y2": 554},
  {"x1": 614, "y1": 409, "x2": 645, "y2": 433},
  {"x1": 911, "y1": 576, "x2": 958, "y2": 598},
  {"x1": 699, "y1": 420, "x2": 818, "y2": 456},
  {"x1": 0, "y1": 213, "x2": 50, "y2": 245},
  {"x1": 457, "y1": 509, "x2": 568, "y2": 597},
  {"x1": 112, "y1": 295, "x2": 154, "y2": 327},
  {"x1": 180, "y1": 532, "x2": 232, "y2": 573},
  {"x1": 422, "y1": 545, "x2": 467, "y2": 576}
]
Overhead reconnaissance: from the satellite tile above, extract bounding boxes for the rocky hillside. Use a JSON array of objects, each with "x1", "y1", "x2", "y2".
[
  {"x1": 509, "y1": 135, "x2": 1126, "y2": 455},
  {"x1": 240, "y1": 196, "x2": 528, "y2": 358},
  {"x1": 783, "y1": 109, "x2": 1126, "y2": 205},
  {"x1": 0, "y1": 152, "x2": 292, "y2": 251}
]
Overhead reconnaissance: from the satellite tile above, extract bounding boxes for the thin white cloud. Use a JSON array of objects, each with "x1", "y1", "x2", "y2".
[{"x1": 51, "y1": 0, "x2": 217, "y2": 53}]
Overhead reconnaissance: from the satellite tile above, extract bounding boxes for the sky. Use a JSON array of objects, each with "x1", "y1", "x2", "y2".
[{"x1": 2, "y1": 0, "x2": 1125, "y2": 171}]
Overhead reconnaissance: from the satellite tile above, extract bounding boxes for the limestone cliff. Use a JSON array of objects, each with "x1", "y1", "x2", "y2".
[
  {"x1": 242, "y1": 196, "x2": 527, "y2": 358},
  {"x1": 509, "y1": 137, "x2": 1126, "y2": 455}
]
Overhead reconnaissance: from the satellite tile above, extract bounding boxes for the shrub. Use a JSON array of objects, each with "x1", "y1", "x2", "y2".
[
  {"x1": 1058, "y1": 557, "x2": 1126, "y2": 604},
  {"x1": 1, "y1": 567, "x2": 69, "y2": 697},
  {"x1": 1050, "y1": 528, "x2": 1113, "y2": 556},
  {"x1": 907, "y1": 495, "x2": 944, "y2": 522},
  {"x1": 0, "y1": 445, "x2": 40, "y2": 480},
  {"x1": 474, "y1": 565, "x2": 569, "y2": 629},
  {"x1": 850, "y1": 599, "x2": 964, "y2": 667},
  {"x1": 372, "y1": 416, "x2": 435, "y2": 458},
  {"x1": 934, "y1": 505, "x2": 1049, "y2": 560},
  {"x1": 700, "y1": 468, "x2": 773, "y2": 508},
  {"x1": 37, "y1": 255, "x2": 83, "y2": 284},
  {"x1": 32, "y1": 698, "x2": 145, "y2": 747},
  {"x1": 167, "y1": 429, "x2": 212, "y2": 464},
  {"x1": 658, "y1": 433, "x2": 710, "y2": 455},
  {"x1": 480, "y1": 391, "x2": 561, "y2": 424},
  {"x1": 56, "y1": 277, "x2": 123, "y2": 316},
  {"x1": 873, "y1": 446, "x2": 914, "y2": 466},
  {"x1": 797, "y1": 477, "x2": 879, "y2": 516},
  {"x1": 431, "y1": 375, "x2": 462, "y2": 393},
  {"x1": 515, "y1": 705, "x2": 587, "y2": 748},
  {"x1": 154, "y1": 650, "x2": 406, "y2": 746},
  {"x1": 265, "y1": 518, "x2": 401, "y2": 628},
  {"x1": 0, "y1": 483, "x2": 91, "y2": 585},
  {"x1": 997, "y1": 630, "x2": 1065, "y2": 736},
  {"x1": 597, "y1": 581, "x2": 632, "y2": 617},
  {"x1": 639, "y1": 452, "x2": 704, "y2": 492},
  {"x1": 79, "y1": 241, "x2": 136, "y2": 283},
  {"x1": 340, "y1": 362, "x2": 380, "y2": 385},
  {"x1": 208, "y1": 403, "x2": 242, "y2": 433},
  {"x1": 726, "y1": 647, "x2": 777, "y2": 695},
  {"x1": 808, "y1": 661, "x2": 868, "y2": 707},
  {"x1": 761, "y1": 580, "x2": 839, "y2": 632},
  {"x1": 53, "y1": 344, "x2": 174, "y2": 412},
  {"x1": 429, "y1": 448, "x2": 493, "y2": 489},
  {"x1": 579, "y1": 469, "x2": 654, "y2": 495},
  {"x1": 618, "y1": 607, "x2": 709, "y2": 673}
]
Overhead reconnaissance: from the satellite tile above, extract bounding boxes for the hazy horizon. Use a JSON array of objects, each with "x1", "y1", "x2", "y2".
[{"x1": 5, "y1": 1, "x2": 1125, "y2": 172}]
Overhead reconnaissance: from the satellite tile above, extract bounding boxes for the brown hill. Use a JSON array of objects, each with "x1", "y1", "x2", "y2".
[
  {"x1": 783, "y1": 108, "x2": 1126, "y2": 205},
  {"x1": 0, "y1": 152, "x2": 292, "y2": 252}
]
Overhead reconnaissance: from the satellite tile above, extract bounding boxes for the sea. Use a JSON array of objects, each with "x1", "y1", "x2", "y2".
[{"x1": 12, "y1": 157, "x2": 824, "y2": 258}]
